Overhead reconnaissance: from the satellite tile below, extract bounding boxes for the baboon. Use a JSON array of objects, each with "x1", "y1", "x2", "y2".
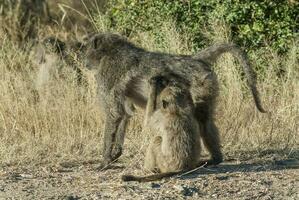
[
  {"x1": 0, "y1": 0, "x2": 50, "y2": 42},
  {"x1": 82, "y1": 33, "x2": 265, "y2": 166},
  {"x1": 35, "y1": 33, "x2": 266, "y2": 166},
  {"x1": 33, "y1": 36, "x2": 85, "y2": 91},
  {"x1": 122, "y1": 73, "x2": 202, "y2": 182}
]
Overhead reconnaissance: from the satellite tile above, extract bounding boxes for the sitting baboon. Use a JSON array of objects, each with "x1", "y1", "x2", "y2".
[
  {"x1": 35, "y1": 33, "x2": 266, "y2": 166},
  {"x1": 122, "y1": 73, "x2": 202, "y2": 182}
]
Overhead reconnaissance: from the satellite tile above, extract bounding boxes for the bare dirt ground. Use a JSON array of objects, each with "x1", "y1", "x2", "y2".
[{"x1": 0, "y1": 156, "x2": 298, "y2": 200}]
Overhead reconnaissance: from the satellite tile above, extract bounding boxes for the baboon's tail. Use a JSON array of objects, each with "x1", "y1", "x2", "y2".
[
  {"x1": 122, "y1": 171, "x2": 181, "y2": 182},
  {"x1": 194, "y1": 43, "x2": 266, "y2": 113}
]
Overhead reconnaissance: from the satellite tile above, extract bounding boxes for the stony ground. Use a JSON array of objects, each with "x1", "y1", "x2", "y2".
[{"x1": 0, "y1": 157, "x2": 298, "y2": 200}]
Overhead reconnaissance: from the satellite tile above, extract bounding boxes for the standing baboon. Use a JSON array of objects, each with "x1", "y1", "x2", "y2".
[
  {"x1": 35, "y1": 33, "x2": 266, "y2": 166},
  {"x1": 82, "y1": 33, "x2": 265, "y2": 166},
  {"x1": 122, "y1": 73, "x2": 202, "y2": 182},
  {"x1": 33, "y1": 36, "x2": 85, "y2": 91}
]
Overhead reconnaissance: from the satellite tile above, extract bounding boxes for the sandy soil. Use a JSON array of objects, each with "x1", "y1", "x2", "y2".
[{"x1": 0, "y1": 158, "x2": 298, "y2": 200}]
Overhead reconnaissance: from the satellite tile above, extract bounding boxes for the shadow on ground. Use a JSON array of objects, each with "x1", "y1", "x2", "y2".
[{"x1": 179, "y1": 158, "x2": 299, "y2": 180}]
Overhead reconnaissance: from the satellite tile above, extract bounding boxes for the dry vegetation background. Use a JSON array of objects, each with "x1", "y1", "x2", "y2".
[{"x1": 0, "y1": 0, "x2": 298, "y2": 170}]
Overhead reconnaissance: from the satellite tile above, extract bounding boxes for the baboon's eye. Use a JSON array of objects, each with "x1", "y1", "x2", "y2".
[{"x1": 162, "y1": 100, "x2": 169, "y2": 109}]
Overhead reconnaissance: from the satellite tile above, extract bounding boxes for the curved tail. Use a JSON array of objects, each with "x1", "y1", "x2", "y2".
[
  {"x1": 194, "y1": 43, "x2": 266, "y2": 113},
  {"x1": 122, "y1": 171, "x2": 181, "y2": 182}
]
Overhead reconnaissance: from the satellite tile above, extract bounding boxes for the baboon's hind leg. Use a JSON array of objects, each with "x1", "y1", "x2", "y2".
[
  {"x1": 202, "y1": 119, "x2": 223, "y2": 165},
  {"x1": 194, "y1": 103, "x2": 223, "y2": 165}
]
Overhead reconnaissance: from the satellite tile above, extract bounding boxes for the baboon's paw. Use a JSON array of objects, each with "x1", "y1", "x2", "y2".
[{"x1": 111, "y1": 144, "x2": 123, "y2": 161}]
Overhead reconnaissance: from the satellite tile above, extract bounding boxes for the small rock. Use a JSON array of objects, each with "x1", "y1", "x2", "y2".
[
  {"x1": 20, "y1": 174, "x2": 34, "y2": 179},
  {"x1": 183, "y1": 186, "x2": 200, "y2": 197},
  {"x1": 174, "y1": 184, "x2": 199, "y2": 197},
  {"x1": 203, "y1": 181, "x2": 208, "y2": 187},
  {"x1": 150, "y1": 183, "x2": 161, "y2": 189}
]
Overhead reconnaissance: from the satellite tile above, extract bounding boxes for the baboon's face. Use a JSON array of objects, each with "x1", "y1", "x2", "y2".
[
  {"x1": 84, "y1": 35, "x2": 104, "y2": 69},
  {"x1": 149, "y1": 72, "x2": 193, "y2": 115},
  {"x1": 160, "y1": 86, "x2": 193, "y2": 115},
  {"x1": 84, "y1": 33, "x2": 126, "y2": 69},
  {"x1": 42, "y1": 37, "x2": 66, "y2": 55},
  {"x1": 32, "y1": 37, "x2": 66, "y2": 65}
]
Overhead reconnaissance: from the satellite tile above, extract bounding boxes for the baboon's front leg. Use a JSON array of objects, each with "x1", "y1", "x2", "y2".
[
  {"x1": 102, "y1": 95, "x2": 127, "y2": 164},
  {"x1": 102, "y1": 113, "x2": 123, "y2": 164}
]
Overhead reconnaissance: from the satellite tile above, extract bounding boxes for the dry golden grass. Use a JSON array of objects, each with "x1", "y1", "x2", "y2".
[{"x1": 0, "y1": 16, "x2": 298, "y2": 169}]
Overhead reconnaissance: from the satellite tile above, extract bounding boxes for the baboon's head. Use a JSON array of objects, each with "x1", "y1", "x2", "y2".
[
  {"x1": 33, "y1": 36, "x2": 87, "y2": 65},
  {"x1": 160, "y1": 86, "x2": 191, "y2": 110},
  {"x1": 42, "y1": 37, "x2": 66, "y2": 56},
  {"x1": 32, "y1": 37, "x2": 66, "y2": 67},
  {"x1": 157, "y1": 74, "x2": 193, "y2": 116},
  {"x1": 90, "y1": 33, "x2": 125, "y2": 50},
  {"x1": 84, "y1": 33, "x2": 135, "y2": 69}
]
